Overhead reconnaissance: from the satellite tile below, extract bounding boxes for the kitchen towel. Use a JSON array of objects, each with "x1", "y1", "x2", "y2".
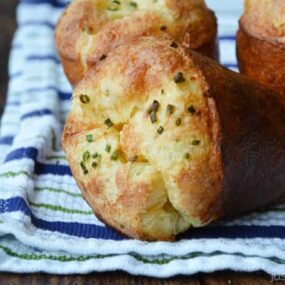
[{"x1": 0, "y1": 0, "x2": 285, "y2": 277}]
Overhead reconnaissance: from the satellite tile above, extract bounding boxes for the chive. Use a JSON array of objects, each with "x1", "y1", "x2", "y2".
[
  {"x1": 129, "y1": 1, "x2": 137, "y2": 7},
  {"x1": 170, "y1": 41, "x2": 178, "y2": 48},
  {"x1": 173, "y1": 72, "x2": 186, "y2": 84},
  {"x1": 104, "y1": 118, "x2": 113, "y2": 128},
  {"x1": 120, "y1": 224, "x2": 125, "y2": 229},
  {"x1": 80, "y1": 161, "x2": 88, "y2": 175},
  {"x1": 157, "y1": 126, "x2": 164, "y2": 135},
  {"x1": 83, "y1": 151, "x2": 90, "y2": 162},
  {"x1": 92, "y1": 162, "x2": 97, "y2": 169},
  {"x1": 99, "y1": 54, "x2": 107, "y2": 61},
  {"x1": 150, "y1": 111, "x2": 157, "y2": 123},
  {"x1": 160, "y1": 25, "x2": 167, "y2": 31},
  {"x1": 148, "y1": 100, "x2": 160, "y2": 113},
  {"x1": 106, "y1": 144, "x2": 111, "y2": 153},
  {"x1": 113, "y1": 0, "x2": 120, "y2": 3},
  {"x1": 86, "y1": 134, "x2": 93, "y2": 142},
  {"x1": 187, "y1": 105, "x2": 196, "y2": 115},
  {"x1": 111, "y1": 151, "x2": 119, "y2": 160},
  {"x1": 92, "y1": 152, "x2": 98, "y2": 159},
  {"x1": 161, "y1": 89, "x2": 165, "y2": 94},
  {"x1": 192, "y1": 140, "x2": 200, "y2": 146},
  {"x1": 184, "y1": 153, "x2": 190, "y2": 159},
  {"x1": 166, "y1": 104, "x2": 175, "y2": 115},
  {"x1": 79, "y1": 94, "x2": 90, "y2": 104},
  {"x1": 175, "y1": 117, "x2": 181, "y2": 126}
]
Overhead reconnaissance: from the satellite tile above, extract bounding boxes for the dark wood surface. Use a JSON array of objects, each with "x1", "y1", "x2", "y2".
[{"x1": 0, "y1": 0, "x2": 283, "y2": 284}]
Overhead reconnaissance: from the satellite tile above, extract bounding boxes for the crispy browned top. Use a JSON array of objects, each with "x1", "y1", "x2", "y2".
[{"x1": 241, "y1": 0, "x2": 285, "y2": 44}]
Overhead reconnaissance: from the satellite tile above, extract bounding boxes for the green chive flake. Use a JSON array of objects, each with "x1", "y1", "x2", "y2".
[
  {"x1": 157, "y1": 126, "x2": 164, "y2": 135},
  {"x1": 92, "y1": 162, "x2": 97, "y2": 169},
  {"x1": 184, "y1": 153, "x2": 190, "y2": 159},
  {"x1": 187, "y1": 105, "x2": 196, "y2": 115},
  {"x1": 92, "y1": 152, "x2": 98, "y2": 159},
  {"x1": 79, "y1": 94, "x2": 90, "y2": 104},
  {"x1": 86, "y1": 134, "x2": 93, "y2": 142},
  {"x1": 166, "y1": 104, "x2": 175, "y2": 115},
  {"x1": 83, "y1": 151, "x2": 90, "y2": 162},
  {"x1": 104, "y1": 118, "x2": 113, "y2": 128},
  {"x1": 111, "y1": 151, "x2": 119, "y2": 160},
  {"x1": 173, "y1": 72, "x2": 186, "y2": 84},
  {"x1": 129, "y1": 1, "x2": 137, "y2": 7},
  {"x1": 175, "y1": 117, "x2": 182, "y2": 126},
  {"x1": 106, "y1": 144, "x2": 111, "y2": 153},
  {"x1": 192, "y1": 140, "x2": 200, "y2": 146}
]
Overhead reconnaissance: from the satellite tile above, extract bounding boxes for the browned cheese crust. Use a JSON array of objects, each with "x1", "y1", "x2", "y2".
[
  {"x1": 62, "y1": 37, "x2": 285, "y2": 241},
  {"x1": 55, "y1": 0, "x2": 218, "y2": 85},
  {"x1": 237, "y1": 0, "x2": 285, "y2": 99}
]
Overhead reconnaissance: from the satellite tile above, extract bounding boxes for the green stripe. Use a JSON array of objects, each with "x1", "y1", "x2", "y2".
[
  {"x1": 29, "y1": 202, "x2": 93, "y2": 215},
  {"x1": 45, "y1": 155, "x2": 66, "y2": 160},
  {"x1": 34, "y1": 187, "x2": 82, "y2": 198},
  {"x1": 0, "y1": 245, "x2": 285, "y2": 265},
  {"x1": 0, "y1": 171, "x2": 29, "y2": 178}
]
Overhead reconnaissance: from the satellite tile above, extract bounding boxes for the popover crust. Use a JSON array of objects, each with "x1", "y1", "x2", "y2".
[
  {"x1": 55, "y1": 0, "x2": 218, "y2": 85},
  {"x1": 237, "y1": 0, "x2": 285, "y2": 97},
  {"x1": 62, "y1": 37, "x2": 285, "y2": 241}
]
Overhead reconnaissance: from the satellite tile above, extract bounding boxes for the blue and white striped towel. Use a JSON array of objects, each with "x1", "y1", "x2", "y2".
[{"x1": 0, "y1": 0, "x2": 285, "y2": 277}]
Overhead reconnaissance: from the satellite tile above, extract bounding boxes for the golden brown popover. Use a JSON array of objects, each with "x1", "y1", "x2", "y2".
[
  {"x1": 237, "y1": 0, "x2": 285, "y2": 98},
  {"x1": 62, "y1": 37, "x2": 285, "y2": 241},
  {"x1": 55, "y1": 0, "x2": 218, "y2": 85}
]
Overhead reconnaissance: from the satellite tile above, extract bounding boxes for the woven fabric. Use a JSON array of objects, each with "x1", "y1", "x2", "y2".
[{"x1": 0, "y1": 0, "x2": 285, "y2": 277}]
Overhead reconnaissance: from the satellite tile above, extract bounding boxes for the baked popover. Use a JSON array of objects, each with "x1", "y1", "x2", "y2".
[
  {"x1": 55, "y1": 0, "x2": 218, "y2": 85},
  {"x1": 237, "y1": 0, "x2": 285, "y2": 98},
  {"x1": 62, "y1": 37, "x2": 285, "y2": 241}
]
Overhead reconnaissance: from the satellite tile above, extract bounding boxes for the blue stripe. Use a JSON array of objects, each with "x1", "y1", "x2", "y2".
[
  {"x1": 25, "y1": 86, "x2": 71, "y2": 101},
  {"x1": 4, "y1": 147, "x2": 72, "y2": 176},
  {"x1": 0, "y1": 197, "x2": 123, "y2": 240},
  {"x1": 5, "y1": 147, "x2": 38, "y2": 163},
  {"x1": 26, "y1": 55, "x2": 61, "y2": 64},
  {"x1": 20, "y1": 0, "x2": 69, "y2": 8},
  {"x1": 21, "y1": 20, "x2": 55, "y2": 29},
  {"x1": 0, "y1": 136, "x2": 14, "y2": 145},
  {"x1": 6, "y1": 101, "x2": 20, "y2": 106},
  {"x1": 219, "y1": 35, "x2": 236, "y2": 41},
  {"x1": 1, "y1": 196, "x2": 285, "y2": 240},
  {"x1": 20, "y1": 109, "x2": 53, "y2": 120}
]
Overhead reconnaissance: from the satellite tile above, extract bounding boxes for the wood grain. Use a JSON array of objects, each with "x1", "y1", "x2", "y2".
[{"x1": 0, "y1": 0, "x2": 283, "y2": 284}]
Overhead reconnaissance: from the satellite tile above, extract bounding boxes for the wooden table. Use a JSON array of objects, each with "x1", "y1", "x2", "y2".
[{"x1": 0, "y1": 0, "x2": 282, "y2": 284}]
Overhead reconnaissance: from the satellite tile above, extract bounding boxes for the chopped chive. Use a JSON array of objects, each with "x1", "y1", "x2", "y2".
[
  {"x1": 86, "y1": 134, "x2": 93, "y2": 142},
  {"x1": 161, "y1": 89, "x2": 165, "y2": 94},
  {"x1": 79, "y1": 94, "x2": 90, "y2": 104},
  {"x1": 92, "y1": 162, "x2": 97, "y2": 169},
  {"x1": 160, "y1": 25, "x2": 167, "y2": 31},
  {"x1": 111, "y1": 151, "x2": 119, "y2": 160},
  {"x1": 104, "y1": 118, "x2": 113, "y2": 128},
  {"x1": 120, "y1": 224, "x2": 125, "y2": 229},
  {"x1": 184, "y1": 153, "x2": 190, "y2": 159},
  {"x1": 106, "y1": 144, "x2": 111, "y2": 153},
  {"x1": 173, "y1": 72, "x2": 186, "y2": 84},
  {"x1": 192, "y1": 140, "x2": 200, "y2": 146},
  {"x1": 187, "y1": 105, "x2": 196, "y2": 115},
  {"x1": 175, "y1": 117, "x2": 181, "y2": 126},
  {"x1": 170, "y1": 41, "x2": 178, "y2": 48},
  {"x1": 113, "y1": 0, "x2": 120, "y2": 3},
  {"x1": 83, "y1": 169, "x2": 88, "y2": 175},
  {"x1": 99, "y1": 54, "x2": 107, "y2": 61},
  {"x1": 92, "y1": 152, "x2": 98, "y2": 159},
  {"x1": 157, "y1": 126, "x2": 164, "y2": 135},
  {"x1": 150, "y1": 111, "x2": 157, "y2": 123},
  {"x1": 129, "y1": 1, "x2": 137, "y2": 7},
  {"x1": 166, "y1": 104, "x2": 175, "y2": 115},
  {"x1": 80, "y1": 161, "x2": 88, "y2": 175},
  {"x1": 83, "y1": 151, "x2": 90, "y2": 162}
]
